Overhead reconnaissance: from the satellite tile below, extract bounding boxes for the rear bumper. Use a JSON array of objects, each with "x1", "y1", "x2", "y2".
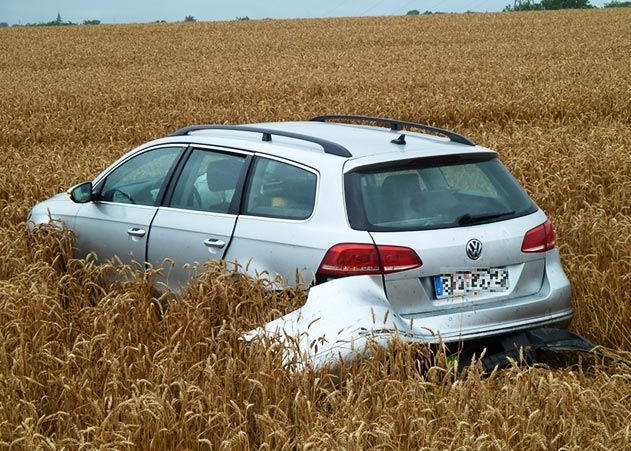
[
  {"x1": 311, "y1": 305, "x2": 572, "y2": 368},
  {"x1": 245, "y1": 249, "x2": 572, "y2": 368},
  {"x1": 395, "y1": 281, "x2": 572, "y2": 344},
  {"x1": 326, "y1": 251, "x2": 572, "y2": 365},
  {"x1": 393, "y1": 307, "x2": 573, "y2": 345},
  {"x1": 300, "y1": 306, "x2": 572, "y2": 369},
  {"x1": 391, "y1": 247, "x2": 572, "y2": 342}
]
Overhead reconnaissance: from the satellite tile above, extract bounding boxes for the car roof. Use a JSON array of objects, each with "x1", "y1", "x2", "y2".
[{"x1": 159, "y1": 120, "x2": 496, "y2": 169}]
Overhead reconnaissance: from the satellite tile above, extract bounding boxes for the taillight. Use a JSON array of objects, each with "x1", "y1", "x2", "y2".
[
  {"x1": 317, "y1": 243, "x2": 422, "y2": 277},
  {"x1": 378, "y1": 245, "x2": 423, "y2": 273},
  {"x1": 521, "y1": 220, "x2": 556, "y2": 253}
]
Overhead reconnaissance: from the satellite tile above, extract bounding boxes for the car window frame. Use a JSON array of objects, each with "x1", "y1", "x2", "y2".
[
  {"x1": 160, "y1": 145, "x2": 253, "y2": 216},
  {"x1": 240, "y1": 154, "x2": 320, "y2": 222},
  {"x1": 92, "y1": 144, "x2": 188, "y2": 207}
]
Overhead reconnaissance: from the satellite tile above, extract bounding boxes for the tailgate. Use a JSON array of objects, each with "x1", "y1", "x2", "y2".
[{"x1": 369, "y1": 210, "x2": 548, "y2": 315}]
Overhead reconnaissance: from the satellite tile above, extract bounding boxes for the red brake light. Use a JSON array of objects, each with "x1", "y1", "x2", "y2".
[
  {"x1": 317, "y1": 243, "x2": 422, "y2": 277},
  {"x1": 378, "y1": 245, "x2": 423, "y2": 273},
  {"x1": 317, "y1": 244, "x2": 381, "y2": 276},
  {"x1": 521, "y1": 220, "x2": 556, "y2": 253}
]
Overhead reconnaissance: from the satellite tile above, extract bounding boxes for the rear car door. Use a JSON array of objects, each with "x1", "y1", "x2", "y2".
[
  {"x1": 146, "y1": 147, "x2": 249, "y2": 292},
  {"x1": 223, "y1": 155, "x2": 324, "y2": 287},
  {"x1": 74, "y1": 146, "x2": 184, "y2": 265}
]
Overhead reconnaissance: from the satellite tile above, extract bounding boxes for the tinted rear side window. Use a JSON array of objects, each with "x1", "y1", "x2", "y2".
[
  {"x1": 243, "y1": 158, "x2": 317, "y2": 220},
  {"x1": 345, "y1": 156, "x2": 536, "y2": 231}
]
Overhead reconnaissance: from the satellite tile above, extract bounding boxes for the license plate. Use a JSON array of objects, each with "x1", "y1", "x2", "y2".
[{"x1": 434, "y1": 268, "x2": 509, "y2": 299}]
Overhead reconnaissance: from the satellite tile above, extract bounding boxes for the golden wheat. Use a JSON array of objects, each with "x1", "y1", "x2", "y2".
[{"x1": 0, "y1": 8, "x2": 629, "y2": 449}]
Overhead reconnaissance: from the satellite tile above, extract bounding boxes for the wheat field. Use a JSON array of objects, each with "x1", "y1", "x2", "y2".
[{"x1": 0, "y1": 8, "x2": 630, "y2": 449}]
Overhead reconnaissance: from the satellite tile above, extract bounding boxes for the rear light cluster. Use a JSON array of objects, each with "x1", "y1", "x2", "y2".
[
  {"x1": 317, "y1": 243, "x2": 422, "y2": 278},
  {"x1": 521, "y1": 219, "x2": 556, "y2": 253},
  {"x1": 317, "y1": 220, "x2": 554, "y2": 280}
]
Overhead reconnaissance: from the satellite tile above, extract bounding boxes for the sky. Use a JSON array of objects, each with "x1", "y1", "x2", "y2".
[{"x1": 0, "y1": 0, "x2": 611, "y2": 24}]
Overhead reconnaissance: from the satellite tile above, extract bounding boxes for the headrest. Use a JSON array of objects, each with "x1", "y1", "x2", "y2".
[
  {"x1": 382, "y1": 173, "x2": 420, "y2": 192},
  {"x1": 206, "y1": 158, "x2": 243, "y2": 192}
]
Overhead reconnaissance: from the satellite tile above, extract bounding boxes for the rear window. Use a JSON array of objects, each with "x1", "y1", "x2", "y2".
[{"x1": 345, "y1": 156, "x2": 537, "y2": 231}]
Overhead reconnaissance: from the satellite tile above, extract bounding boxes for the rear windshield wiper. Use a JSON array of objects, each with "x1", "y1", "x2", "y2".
[{"x1": 457, "y1": 211, "x2": 515, "y2": 226}]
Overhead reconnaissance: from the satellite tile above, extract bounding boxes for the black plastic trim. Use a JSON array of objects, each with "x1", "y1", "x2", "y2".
[
  {"x1": 170, "y1": 125, "x2": 352, "y2": 158},
  {"x1": 456, "y1": 327, "x2": 597, "y2": 372},
  {"x1": 158, "y1": 146, "x2": 193, "y2": 207},
  {"x1": 310, "y1": 114, "x2": 475, "y2": 146},
  {"x1": 229, "y1": 154, "x2": 253, "y2": 215}
]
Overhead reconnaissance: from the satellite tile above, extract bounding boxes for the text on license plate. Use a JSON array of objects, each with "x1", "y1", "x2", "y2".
[{"x1": 434, "y1": 268, "x2": 509, "y2": 299}]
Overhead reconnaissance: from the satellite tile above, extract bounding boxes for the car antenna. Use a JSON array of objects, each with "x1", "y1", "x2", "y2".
[{"x1": 391, "y1": 134, "x2": 406, "y2": 145}]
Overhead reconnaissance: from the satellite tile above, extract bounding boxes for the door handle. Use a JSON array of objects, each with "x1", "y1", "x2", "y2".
[
  {"x1": 127, "y1": 227, "x2": 146, "y2": 237},
  {"x1": 203, "y1": 238, "x2": 226, "y2": 249}
]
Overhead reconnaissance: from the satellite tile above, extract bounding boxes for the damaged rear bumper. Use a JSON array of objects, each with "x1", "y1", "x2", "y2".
[{"x1": 244, "y1": 274, "x2": 580, "y2": 369}]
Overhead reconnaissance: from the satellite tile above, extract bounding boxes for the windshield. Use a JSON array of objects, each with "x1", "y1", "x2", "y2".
[{"x1": 345, "y1": 156, "x2": 537, "y2": 231}]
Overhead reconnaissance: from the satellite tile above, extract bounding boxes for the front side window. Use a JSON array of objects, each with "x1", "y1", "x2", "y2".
[
  {"x1": 169, "y1": 149, "x2": 247, "y2": 213},
  {"x1": 243, "y1": 158, "x2": 317, "y2": 220},
  {"x1": 345, "y1": 156, "x2": 536, "y2": 231},
  {"x1": 100, "y1": 147, "x2": 182, "y2": 206}
]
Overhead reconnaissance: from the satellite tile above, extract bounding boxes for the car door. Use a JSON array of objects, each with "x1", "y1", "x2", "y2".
[
  {"x1": 146, "y1": 147, "x2": 250, "y2": 292},
  {"x1": 224, "y1": 156, "x2": 326, "y2": 287},
  {"x1": 74, "y1": 145, "x2": 184, "y2": 265}
]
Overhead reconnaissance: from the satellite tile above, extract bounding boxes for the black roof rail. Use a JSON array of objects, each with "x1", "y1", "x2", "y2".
[
  {"x1": 170, "y1": 124, "x2": 352, "y2": 157},
  {"x1": 310, "y1": 114, "x2": 475, "y2": 146}
]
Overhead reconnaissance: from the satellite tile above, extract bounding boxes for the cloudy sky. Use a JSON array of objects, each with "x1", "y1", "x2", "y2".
[{"x1": 0, "y1": 0, "x2": 609, "y2": 24}]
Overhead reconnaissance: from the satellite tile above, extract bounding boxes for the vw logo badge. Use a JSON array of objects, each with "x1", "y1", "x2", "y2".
[{"x1": 466, "y1": 239, "x2": 483, "y2": 260}]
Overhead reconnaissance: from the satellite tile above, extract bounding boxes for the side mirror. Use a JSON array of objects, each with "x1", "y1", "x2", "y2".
[{"x1": 68, "y1": 182, "x2": 94, "y2": 203}]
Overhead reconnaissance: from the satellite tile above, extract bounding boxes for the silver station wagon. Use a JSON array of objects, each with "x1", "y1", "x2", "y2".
[{"x1": 29, "y1": 115, "x2": 577, "y2": 367}]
